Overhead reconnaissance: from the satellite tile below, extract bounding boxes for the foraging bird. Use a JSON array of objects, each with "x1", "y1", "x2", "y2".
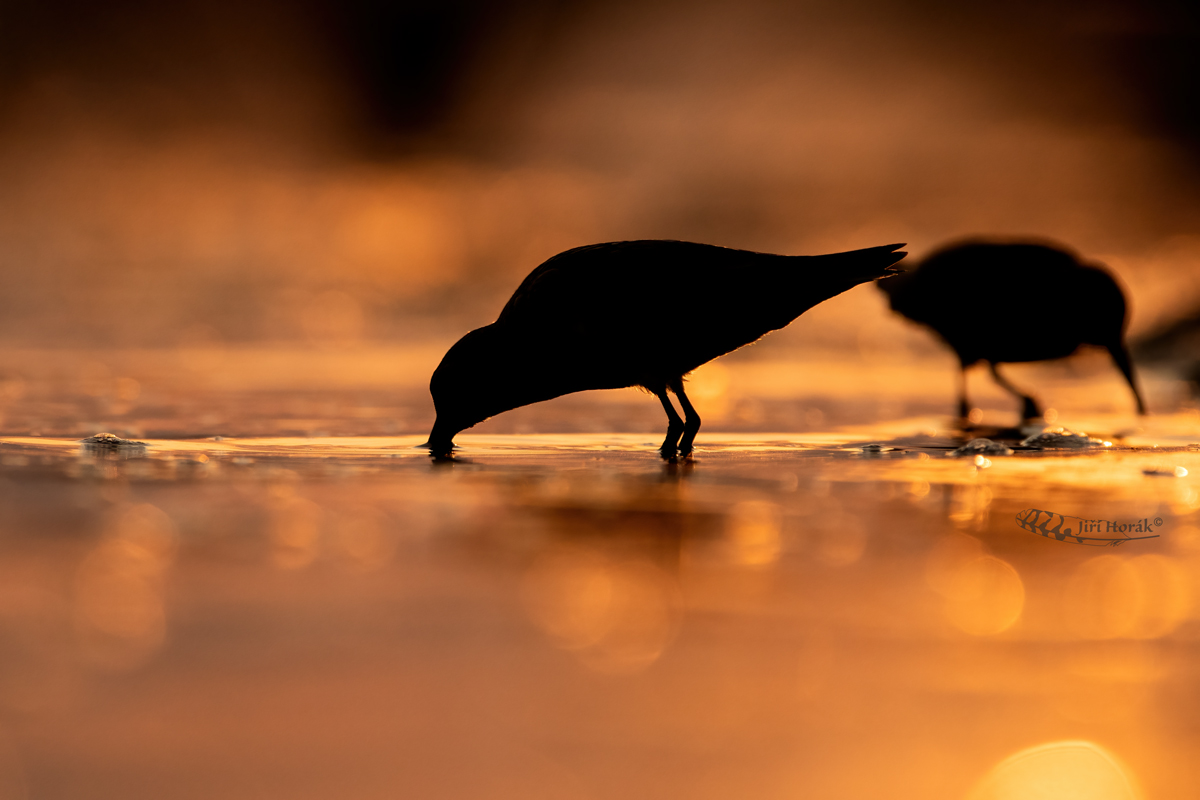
[
  {"x1": 424, "y1": 239, "x2": 907, "y2": 458},
  {"x1": 878, "y1": 240, "x2": 1146, "y2": 420}
]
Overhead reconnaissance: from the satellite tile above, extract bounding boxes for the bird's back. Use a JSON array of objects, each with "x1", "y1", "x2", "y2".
[{"x1": 496, "y1": 239, "x2": 904, "y2": 389}]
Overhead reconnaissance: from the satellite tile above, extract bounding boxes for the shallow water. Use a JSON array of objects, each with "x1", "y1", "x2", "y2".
[{"x1": 0, "y1": 408, "x2": 1198, "y2": 800}]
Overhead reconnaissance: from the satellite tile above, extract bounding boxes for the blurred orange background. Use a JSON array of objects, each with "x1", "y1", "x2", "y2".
[{"x1": 1, "y1": 0, "x2": 1198, "y2": 350}]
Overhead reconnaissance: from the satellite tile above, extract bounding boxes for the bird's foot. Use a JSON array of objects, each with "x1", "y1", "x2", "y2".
[
  {"x1": 418, "y1": 438, "x2": 457, "y2": 460},
  {"x1": 1020, "y1": 398, "x2": 1042, "y2": 421},
  {"x1": 659, "y1": 429, "x2": 683, "y2": 460}
]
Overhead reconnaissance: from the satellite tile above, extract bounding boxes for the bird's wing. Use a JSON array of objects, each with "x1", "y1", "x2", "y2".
[
  {"x1": 492, "y1": 240, "x2": 906, "y2": 378},
  {"x1": 495, "y1": 242, "x2": 626, "y2": 325},
  {"x1": 495, "y1": 244, "x2": 682, "y2": 340}
]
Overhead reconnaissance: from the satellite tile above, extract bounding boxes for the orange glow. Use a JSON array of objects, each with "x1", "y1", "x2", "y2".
[
  {"x1": 73, "y1": 504, "x2": 176, "y2": 670},
  {"x1": 723, "y1": 500, "x2": 783, "y2": 566},
  {"x1": 1064, "y1": 554, "x2": 1190, "y2": 639},
  {"x1": 949, "y1": 484, "x2": 994, "y2": 528},
  {"x1": 1171, "y1": 524, "x2": 1200, "y2": 555},
  {"x1": 927, "y1": 539, "x2": 1025, "y2": 636},
  {"x1": 300, "y1": 290, "x2": 366, "y2": 349},
  {"x1": 686, "y1": 363, "x2": 733, "y2": 422},
  {"x1": 813, "y1": 512, "x2": 868, "y2": 566},
  {"x1": 925, "y1": 533, "x2": 986, "y2": 596},
  {"x1": 967, "y1": 741, "x2": 1143, "y2": 800},
  {"x1": 268, "y1": 493, "x2": 324, "y2": 570},
  {"x1": 521, "y1": 547, "x2": 681, "y2": 674},
  {"x1": 333, "y1": 509, "x2": 395, "y2": 571}
]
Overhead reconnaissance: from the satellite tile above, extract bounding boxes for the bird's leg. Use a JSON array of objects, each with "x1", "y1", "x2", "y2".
[
  {"x1": 655, "y1": 387, "x2": 685, "y2": 459},
  {"x1": 1107, "y1": 342, "x2": 1147, "y2": 415},
  {"x1": 957, "y1": 364, "x2": 971, "y2": 420},
  {"x1": 989, "y1": 362, "x2": 1041, "y2": 420},
  {"x1": 420, "y1": 420, "x2": 456, "y2": 459},
  {"x1": 669, "y1": 378, "x2": 702, "y2": 457}
]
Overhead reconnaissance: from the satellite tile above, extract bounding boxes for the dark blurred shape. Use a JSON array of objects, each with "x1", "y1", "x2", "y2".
[
  {"x1": 2, "y1": 0, "x2": 1198, "y2": 157},
  {"x1": 0, "y1": 0, "x2": 571, "y2": 149},
  {"x1": 898, "y1": 0, "x2": 1200, "y2": 166},
  {"x1": 1134, "y1": 309, "x2": 1200, "y2": 361},
  {"x1": 1102, "y1": 0, "x2": 1200, "y2": 159},
  {"x1": 425, "y1": 240, "x2": 906, "y2": 458},
  {"x1": 313, "y1": 0, "x2": 547, "y2": 144},
  {"x1": 1134, "y1": 305, "x2": 1200, "y2": 396},
  {"x1": 879, "y1": 240, "x2": 1146, "y2": 420}
]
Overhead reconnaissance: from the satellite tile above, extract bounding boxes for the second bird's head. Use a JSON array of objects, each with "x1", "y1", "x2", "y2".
[{"x1": 423, "y1": 324, "x2": 539, "y2": 457}]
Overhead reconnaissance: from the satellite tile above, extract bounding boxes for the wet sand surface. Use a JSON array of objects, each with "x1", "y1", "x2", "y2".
[{"x1": 0, "y1": 393, "x2": 1197, "y2": 799}]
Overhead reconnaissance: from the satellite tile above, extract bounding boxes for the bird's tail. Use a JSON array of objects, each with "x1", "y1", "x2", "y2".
[{"x1": 818, "y1": 243, "x2": 908, "y2": 293}]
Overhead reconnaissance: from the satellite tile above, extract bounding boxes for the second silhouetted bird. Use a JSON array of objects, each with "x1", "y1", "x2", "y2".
[
  {"x1": 879, "y1": 240, "x2": 1146, "y2": 419},
  {"x1": 425, "y1": 239, "x2": 907, "y2": 458}
]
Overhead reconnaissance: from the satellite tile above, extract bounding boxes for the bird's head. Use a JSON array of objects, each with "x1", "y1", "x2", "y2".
[{"x1": 422, "y1": 325, "x2": 520, "y2": 456}]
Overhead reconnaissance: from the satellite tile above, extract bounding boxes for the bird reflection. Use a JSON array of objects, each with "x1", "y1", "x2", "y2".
[
  {"x1": 425, "y1": 239, "x2": 906, "y2": 459},
  {"x1": 660, "y1": 457, "x2": 696, "y2": 480},
  {"x1": 879, "y1": 240, "x2": 1146, "y2": 421}
]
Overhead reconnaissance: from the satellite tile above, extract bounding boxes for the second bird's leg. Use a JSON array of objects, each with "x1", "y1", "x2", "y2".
[
  {"x1": 669, "y1": 378, "x2": 702, "y2": 456},
  {"x1": 957, "y1": 365, "x2": 971, "y2": 419},
  {"x1": 655, "y1": 387, "x2": 685, "y2": 459},
  {"x1": 989, "y1": 362, "x2": 1041, "y2": 420},
  {"x1": 1107, "y1": 342, "x2": 1147, "y2": 415}
]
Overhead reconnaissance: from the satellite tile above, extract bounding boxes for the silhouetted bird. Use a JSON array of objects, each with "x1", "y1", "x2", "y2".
[
  {"x1": 878, "y1": 240, "x2": 1146, "y2": 420},
  {"x1": 424, "y1": 240, "x2": 907, "y2": 458}
]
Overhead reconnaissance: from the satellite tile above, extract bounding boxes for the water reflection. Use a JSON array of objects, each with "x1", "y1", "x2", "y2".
[
  {"x1": 948, "y1": 484, "x2": 993, "y2": 529},
  {"x1": 1064, "y1": 554, "x2": 1189, "y2": 639},
  {"x1": 0, "y1": 586, "x2": 75, "y2": 715},
  {"x1": 1053, "y1": 643, "x2": 1164, "y2": 724},
  {"x1": 794, "y1": 629, "x2": 837, "y2": 704},
  {"x1": 722, "y1": 500, "x2": 782, "y2": 566},
  {"x1": 0, "y1": 423, "x2": 1196, "y2": 796},
  {"x1": 267, "y1": 488, "x2": 323, "y2": 569},
  {"x1": 333, "y1": 507, "x2": 395, "y2": 571},
  {"x1": 522, "y1": 546, "x2": 681, "y2": 674},
  {"x1": 926, "y1": 535, "x2": 1025, "y2": 636},
  {"x1": 0, "y1": 730, "x2": 27, "y2": 800},
  {"x1": 811, "y1": 509, "x2": 868, "y2": 566},
  {"x1": 73, "y1": 503, "x2": 177, "y2": 670}
]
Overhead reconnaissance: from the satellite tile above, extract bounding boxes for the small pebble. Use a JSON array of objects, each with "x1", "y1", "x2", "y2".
[
  {"x1": 952, "y1": 438, "x2": 1013, "y2": 457},
  {"x1": 1143, "y1": 467, "x2": 1188, "y2": 478},
  {"x1": 1019, "y1": 428, "x2": 1104, "y2": 449},
  {"x1": 80, "y1": 432, "x2": 146, "y2": 448}
]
